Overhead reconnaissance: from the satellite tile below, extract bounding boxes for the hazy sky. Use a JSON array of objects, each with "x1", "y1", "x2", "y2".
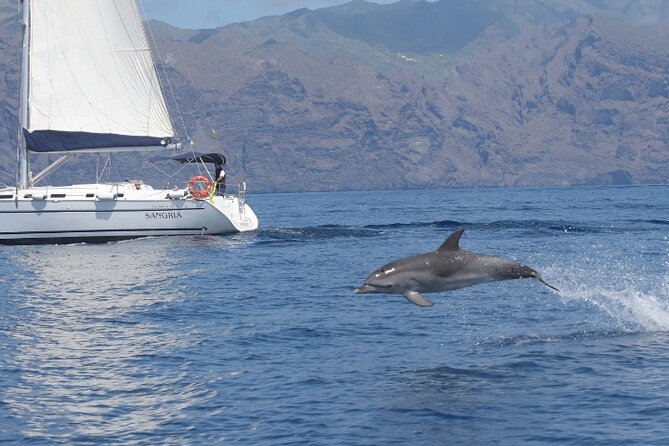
[{"x1": 139, "y1": 0, "x2": 399, "y2": 29}]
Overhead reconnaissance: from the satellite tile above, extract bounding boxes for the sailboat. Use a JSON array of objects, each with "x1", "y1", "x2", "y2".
[{"x1": 0, "y1": 0, "x2": 258, "y2": 244}]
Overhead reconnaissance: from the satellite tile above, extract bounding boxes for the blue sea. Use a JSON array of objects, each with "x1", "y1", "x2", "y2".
[{"x1": 1, "y1": 185, "x2": 668, "y2": 445}]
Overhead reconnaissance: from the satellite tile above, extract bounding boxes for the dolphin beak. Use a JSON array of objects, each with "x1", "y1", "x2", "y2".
[{"x1": 354, "y1": 284, "x2": 375, "y2": 294}]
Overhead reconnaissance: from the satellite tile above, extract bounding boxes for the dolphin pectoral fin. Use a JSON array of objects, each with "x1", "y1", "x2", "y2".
[
  {"x1": 403, "y1": 291, "x2": 434, "y2": 307},
  {"x1": 537, "y1": 277, "x2": 560, "y2": 292}
]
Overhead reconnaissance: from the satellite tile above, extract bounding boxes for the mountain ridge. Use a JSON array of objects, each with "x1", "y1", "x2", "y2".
[{"x1": 0, "y1": 0, "x2": 667, "y2": 192}]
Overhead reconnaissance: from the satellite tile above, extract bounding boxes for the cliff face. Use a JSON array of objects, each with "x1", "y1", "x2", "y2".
[
  {"x1": 438, "y1": 16, "x2": 669, "y2": 186},
  {"x1": 0, "y1": 0, "x2": 667, "y2": 192}
]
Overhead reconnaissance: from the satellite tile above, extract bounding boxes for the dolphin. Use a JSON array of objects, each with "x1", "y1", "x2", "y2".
[{"x1": 354, "y1": 229, "x2": 559, "y2": 307}]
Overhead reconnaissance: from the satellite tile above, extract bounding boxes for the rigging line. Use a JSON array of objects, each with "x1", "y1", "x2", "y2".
[
  {"x1": 155, "y1": 20, "x2": 218, "y2": 140},
  {"x1": 138, "y1": 0, "x2": 191, "y2": 142},
  {"x1": 96, "y1": 154, "x2": 113, "y2": 183},
  {"x1": 137, "y1": 2, "x2": 231, "y2": 184},
  {"x1": 132, "y1": 7, "x2": 207, "y2": 181},
  {"x1": 140, "y1": 2, "x2": 220, "y2": 154},
  {"x1": 146, "y1": 158, "x2": 188, "y2": 186},
  {"x1": 0, "y1": 168, "x2": 15, "y2": 179}
]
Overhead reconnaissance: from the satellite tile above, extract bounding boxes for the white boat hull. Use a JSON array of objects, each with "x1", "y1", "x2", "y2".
[{"x1": 0, "y1": 183, "x2": 258, "y2": 244}]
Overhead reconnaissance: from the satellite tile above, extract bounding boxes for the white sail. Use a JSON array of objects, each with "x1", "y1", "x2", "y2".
[{"x1": 25, "y1": 0, "x2": 174, "y2": 152}]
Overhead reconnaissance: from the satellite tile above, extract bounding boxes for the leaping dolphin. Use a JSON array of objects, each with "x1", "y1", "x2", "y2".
[{"x1": 354, "y1": 229, "x2": 559, "y2": 307}]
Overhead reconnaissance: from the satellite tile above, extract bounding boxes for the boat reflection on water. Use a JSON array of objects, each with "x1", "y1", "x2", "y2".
[{"x1": 5, "y1": 240, "x2": 211, "y2": 441}]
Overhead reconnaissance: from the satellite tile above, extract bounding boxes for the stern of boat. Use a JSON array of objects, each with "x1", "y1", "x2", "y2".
[{"x1": 207, "y1": 192, "x2": 258, "y2": 233}]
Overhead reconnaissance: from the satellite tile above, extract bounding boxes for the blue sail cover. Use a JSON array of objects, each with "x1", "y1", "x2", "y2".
[
  {"x1": 151, "y1": 152, "x2": 226, "y2": 165},
  {"x1": 24, "y1": 129, "x2": 170, "y2": 153}
]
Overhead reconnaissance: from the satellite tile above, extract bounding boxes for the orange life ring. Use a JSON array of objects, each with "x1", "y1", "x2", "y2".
[{"x1": 188, "y1": 175, "x2": 212, "y2": 199}]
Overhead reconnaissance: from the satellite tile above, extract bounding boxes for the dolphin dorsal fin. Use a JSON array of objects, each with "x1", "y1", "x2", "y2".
[{"x1": 436, "y1": 229, "x2": 465, "y2": 253}]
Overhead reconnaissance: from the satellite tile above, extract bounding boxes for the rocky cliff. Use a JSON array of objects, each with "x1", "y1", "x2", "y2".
[{"x1": 0, "y1": 0, "x2": 667, "y2": 192}]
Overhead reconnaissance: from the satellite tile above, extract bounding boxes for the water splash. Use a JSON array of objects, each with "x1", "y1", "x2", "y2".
[
  {"x1": 546, "y1": 246, "x2": 669, "y2": 331},
  {"x1": 561, "y1": 283, "x2": 669, "y2": 331}
]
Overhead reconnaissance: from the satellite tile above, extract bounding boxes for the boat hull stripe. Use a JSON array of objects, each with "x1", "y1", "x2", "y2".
[
  {"x1": 0, "y1": 228, "x2": 206, "y2": 236},
  {"x1": 0, "y1": 208, "x2": 205, "y2": 215}
]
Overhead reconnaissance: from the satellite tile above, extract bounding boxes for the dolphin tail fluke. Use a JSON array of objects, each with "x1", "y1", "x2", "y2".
[
  {"x1": 403, "y1": 291, "x2": 434, "y2": 307},
  {"x1": 537, "y1": 276, "x2": 560, "y2": 292}
]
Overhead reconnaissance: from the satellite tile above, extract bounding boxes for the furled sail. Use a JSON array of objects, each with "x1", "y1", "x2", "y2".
[{"x1": 25, "y1": 0, "x2": 175, "y2": 153}]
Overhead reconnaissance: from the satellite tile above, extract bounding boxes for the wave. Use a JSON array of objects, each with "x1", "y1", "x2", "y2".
[
  {"x1": 256, "y1": 225, "x2": 381, "y2": 243},
  {"x1": 256, "y1": 219, "x2": 613, "y2": 243},
  {"x1": 474, "y1": 220, "x2": 602, "y2": 234},
  {"x1": 364, "y1": 219, "x2": 605, "y2": 233},
  {"x1": 629, "y1": 219, "x2": 669, "y2": 226},
  {"x1": 363, "y1": 220, "x2": 462, "y2": 230},
  {"x1": 413, "y1": 364, "x2": 507, "y2": 380},
  {"x1": 480, "y1": 329, "x2": 632, "y2": 348}
]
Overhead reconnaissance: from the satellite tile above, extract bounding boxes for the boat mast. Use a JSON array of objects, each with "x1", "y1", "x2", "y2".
[{"x1": 17, "y1": 0, "x2": 30, "y2": 189}]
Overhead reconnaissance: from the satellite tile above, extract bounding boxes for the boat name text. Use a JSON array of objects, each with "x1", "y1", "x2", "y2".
[{"x1": 145, "y1": 211, "x2": 183, "y2": 219}]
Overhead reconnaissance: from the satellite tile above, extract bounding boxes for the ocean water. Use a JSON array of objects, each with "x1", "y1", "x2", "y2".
[{"x1": 0, "y1": 185, "x2": 668, "y2": 445}]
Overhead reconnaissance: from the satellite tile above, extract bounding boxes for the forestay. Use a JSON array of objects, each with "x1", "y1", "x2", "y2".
[{"x1": 25, "y1": 0, "x2": 174, "y2": 152}]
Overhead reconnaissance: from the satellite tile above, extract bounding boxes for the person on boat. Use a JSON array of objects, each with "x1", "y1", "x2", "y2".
[{"x1": 214, "y1": 162, "x2": 226, "y2": 194}]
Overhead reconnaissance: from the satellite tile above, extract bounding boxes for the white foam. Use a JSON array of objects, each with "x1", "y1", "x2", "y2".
[
  {"x1": 544, "y1": 253, "x2": 669, "y2": 331},
  {"x1": 564, "y1": 283, "x2": 669, "y2": 331}
]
